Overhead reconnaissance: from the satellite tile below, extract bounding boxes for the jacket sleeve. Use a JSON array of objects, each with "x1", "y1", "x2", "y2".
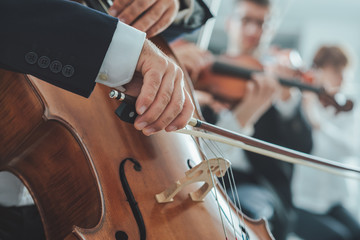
[
  {"x1": 0, "y1": 0, "x2": 118, "y2": 97},
  {"x1": 161, "y1": 0, "x2": 213, "y2": 42}
]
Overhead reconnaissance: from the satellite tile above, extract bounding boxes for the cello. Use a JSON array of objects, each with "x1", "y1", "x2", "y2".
[{"x1": 0, "y1": 1, "x2": 273, "y2": 240}]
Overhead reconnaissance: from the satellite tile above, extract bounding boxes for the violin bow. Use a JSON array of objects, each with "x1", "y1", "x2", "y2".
[
  {"x1": 179, "y1": 118, "x2": 360, "y2": 179},
  {"x1": 109, "y1": 90, "x2": 360, "y2": 179},
  {"x1": 88, "y1": 0, "x2": 357, "y2": 178}
]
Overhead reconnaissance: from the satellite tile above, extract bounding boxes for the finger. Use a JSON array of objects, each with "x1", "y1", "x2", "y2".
[
  {"x1": 135, "y1": 64, "x2": 177, "y2": 132},
  {"x1": 109, "y1": 0, "x2": 132, "y2": 17},
  {"x1": 242, "y1": 82, "x2": 257, "y2": 102},
  {"x1": 187, "y1": 57, "x2": 203, "y2": 81},
  {"x1": 259, "y1": 73, "x2": 276, "y2": 97},
  {"x1": 205, "y1": 51, "x2": 215, "y2": 63},
  {"x1": 145, "y1": 8, "x2": 175, "y2": 37},
  {"x1": 190, "y1": 61, "x2": 205, "y2": 81},
  {"x1": 146, "y1": 0, "x2": 179, "y2": 36},
  {"x1": 251, "y1": 73, "x2": 265, "y2": 95},
  {"x1": 245, "y1": 81, "x2": 255, "y2": 96},
  {"x1": 165, "y1": 89, "x2": 194, "y2": 132},
  {"x1": 266, "y1": 75, "x2": 279, "y2": 95},
  {"x1": 136, "y1": 59, "x2": 167, "y2": 117},
  {"x1": 141, "y1": 70, "x2": 186, "y2": 135},
  {"x1": 118, "y1": 0, "x2": 156, "y2": 25},
  {"x1": 132, "y1": 1, "x2": 172, "y2": 34},
  {"x1": 191, "y1": 70, "x2": 201, "y2": 82}
]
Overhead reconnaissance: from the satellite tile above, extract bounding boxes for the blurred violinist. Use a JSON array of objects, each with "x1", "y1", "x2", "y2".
[
  {"x1": 291, "y1": 45, "x2": 360, "y2": 240},
  {"x1": 172, "y1": 0, "x2": 315, "y2": 239},
  {"x1": 172, "y1": 0, "x2": 278, "y2": 132}
]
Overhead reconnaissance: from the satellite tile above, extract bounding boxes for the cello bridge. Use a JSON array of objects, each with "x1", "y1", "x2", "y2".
[{"x1": 155, "y1": 158, "x2": 230, "y2": 203}]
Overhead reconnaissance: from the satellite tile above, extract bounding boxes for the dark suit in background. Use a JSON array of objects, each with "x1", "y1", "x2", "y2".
[
  {"x1": 244, "y1": 104, "x2": 313, "y2": 239},
  {"x1": 223, "y1": 104, "x2": 313, "y2": 240},
  {"x1": 232, "y1": 103, "x2": 360, "y2": 240}
]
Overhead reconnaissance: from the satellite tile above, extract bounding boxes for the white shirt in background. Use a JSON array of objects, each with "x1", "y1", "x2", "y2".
[{"x1": 292, "y1": 99, "x2": 359, "y2": 214}]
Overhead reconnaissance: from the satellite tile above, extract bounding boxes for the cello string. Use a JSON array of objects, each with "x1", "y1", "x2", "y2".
[
  {"x1": 201, "y1": 130, "x2": 252, "y2": 240},
  {"x1": 210, "y1": 140, "x2": 245, "y2": 239},
  {"x1": 188, "y1": 132, "x2": 230, "y2": 239},
  {"x1": 216, "y1": 155, "x2": 239, "y2": 239},
  {"x1": 228, "y1": 165, "x2": 248, "y2": 240},
  {"x1": 196, "y1": 128, "x2": 251, "y2": 239},
  {"x1": 194, "y1": 0, "x2": 248, "y2": 236},
  {"x1": 202, "y1": 139, "x2": 238, "y2": 239},
  {"x1": 177, "y1": 128, "x2": 360, "y2": 179},
  {"x1": 193, "y1": 0, "x2": 242, "y2": 235},
  {"x1": 195, "y1": 133, "x2": 234, "y2": 239},
  {"x1": 205, "y1": 135, "x2": 250, "y2": 239},
  {"x1": 192, "y1": 130, "x2": 250, "y2": 239}
]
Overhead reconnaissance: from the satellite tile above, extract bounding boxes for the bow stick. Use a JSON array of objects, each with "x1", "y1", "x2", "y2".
[{"x1": 109, "y1": 90, "x2": 360, "y2": 179}]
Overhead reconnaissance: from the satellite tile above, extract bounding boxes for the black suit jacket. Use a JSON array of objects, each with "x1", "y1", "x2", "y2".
[
  {"x1": 0, "y1": 0, "x2": 118, "y2": 97},
  {"x1": 0, "y1": 0, "x2": 212, "y2": 98},
  {"x1": 245, "y1": 104, "x2": 313, "y2": 207}
]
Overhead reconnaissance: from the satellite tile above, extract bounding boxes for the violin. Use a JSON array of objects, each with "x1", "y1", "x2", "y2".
[
  {"x1": 195, "y1": 55, "x2": 260, "y2": 107},
  {"x1": 195, "y1": 55, "x2": 354, "y2": 113}
]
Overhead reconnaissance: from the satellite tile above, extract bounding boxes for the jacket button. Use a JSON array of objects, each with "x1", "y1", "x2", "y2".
[
  {"x1": 62, "y1": 65, "x2": 74, "y2": 77},
  {"x1": 49, "y1": 60, "x2": 62, "y2": 73},
  {"x1": 38, "y1": 56, "x2": 50, "y2": 68},
  {"x1": 25, "y1": 52, "x2": 38, "y2": 64}
]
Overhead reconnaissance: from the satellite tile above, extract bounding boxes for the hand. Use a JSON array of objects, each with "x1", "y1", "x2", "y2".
[
  {"x1": 232, "y1": 73, "x2": 279, "y2": 127},
  {"x1": 302, "y1": 92, "x2": 321, "y2": 129},
  {"x1": 124, "y1": 39, "x2": 194, "y2": 136},
  {"x1": 109, "y1": 0, "x2": 179, "y2": 37},
  {"x1": 171, "y1": 41, "x2": 214, "y2": 81},
  {"x1": 195, "y1": 90, "x2": 230, "y2": 113},
  {"x1": 265, "y1": 60, "x2": 303, "y2": 102}
]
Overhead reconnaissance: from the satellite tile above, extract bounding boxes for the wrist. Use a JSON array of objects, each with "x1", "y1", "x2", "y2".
[
  {"x1": 231, "y1": 109, "x2": 255, "y2": 135},
  {"x1": 233, "y1": 107, "x2": 256, "y2": 128}
]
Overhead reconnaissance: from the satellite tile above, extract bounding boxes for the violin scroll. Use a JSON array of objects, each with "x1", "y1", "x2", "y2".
[{"x1": 318, "y1": 89, "x2": 354, "y2": 114}]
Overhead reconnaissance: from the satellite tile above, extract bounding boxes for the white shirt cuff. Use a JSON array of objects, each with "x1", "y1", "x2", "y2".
[{"x1": 95, "y1": 21, "x2": 146, "y2": 88}]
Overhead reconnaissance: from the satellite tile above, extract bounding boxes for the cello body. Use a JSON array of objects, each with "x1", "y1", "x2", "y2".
[{"x1": 0, "y1": 37, "x2": 273, "y2": 240}]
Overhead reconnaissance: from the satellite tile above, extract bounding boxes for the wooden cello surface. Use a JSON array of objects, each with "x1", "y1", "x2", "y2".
[{"x1": 0, "y1": 37, "x2": 273, "y2": 240}]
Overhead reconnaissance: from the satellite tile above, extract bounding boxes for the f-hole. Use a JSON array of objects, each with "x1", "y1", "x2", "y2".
[{"x1": 117, "y1": 158, "x2": 146, "y2": 240}]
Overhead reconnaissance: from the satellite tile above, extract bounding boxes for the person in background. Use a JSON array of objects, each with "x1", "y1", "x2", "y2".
[
  {"x1": 291, "y1": 45, "x2": 360, "y2": 240},
  {"x1": 172, "y1": 0, "x2": 278, "y2": 133},
  {"x1": 172, "y1": 0, "x2": 310, "y2": 238}
]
